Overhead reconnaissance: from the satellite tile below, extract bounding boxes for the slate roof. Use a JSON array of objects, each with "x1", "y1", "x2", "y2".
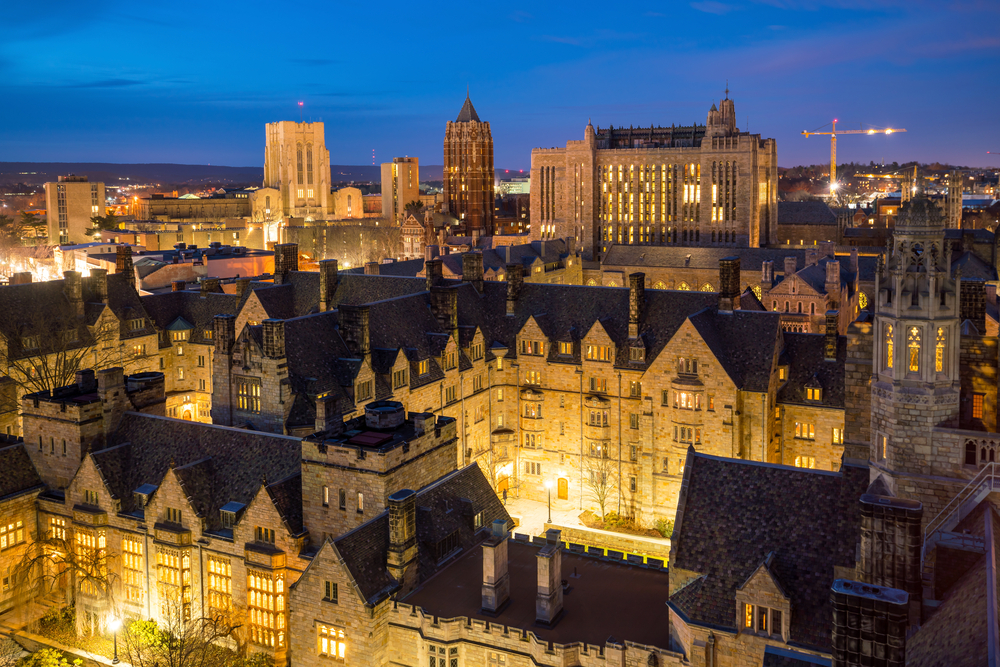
[
  {"x1": 455, "y1": 94, "x2": 481, "y2": 123},
  {"x1": 94, "y1": 413, "x2": 301, "y2": 532},
  {"x1": 141, "y1": 290, "x2": 241, "y2": 346},
  {"x1": 602, "y1": 245, "x2": 810, "y2": 273},
  {"x1": 761, "y1": 646, "x2": 831, "y2": 666},
  {"x1": 0, "y1": 443, "x2": 44, "y2": 500},
  {"x1": 778, "y1": 333, "x2": 846, "y2": 409},
  {"x1": 777, "y1": 201, "x2": 838, "y2": 226},
  {"x1": 688, "y1": 308, "x2": 782, "y2": 392},
  {"x1": 669, "y1": 452, "x2": 869, "y2": 651},
  {"x1": 952, "y1": 250, "x2": 998, "y2": 281},
  {"x1": 333, "y1": 464, "x2": 509, "y2": 605}
]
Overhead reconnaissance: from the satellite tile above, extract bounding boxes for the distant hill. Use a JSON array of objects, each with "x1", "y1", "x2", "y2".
[{"x1": 0, "y1": 162, "x2": 522, "y2": 187}]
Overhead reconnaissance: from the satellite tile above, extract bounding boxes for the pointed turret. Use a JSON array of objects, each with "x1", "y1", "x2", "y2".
[{"x1": 456, "y1": 93, "x2": 480, "y2": 123}]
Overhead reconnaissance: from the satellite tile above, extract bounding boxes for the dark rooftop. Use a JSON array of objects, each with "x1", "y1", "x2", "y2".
[
  {"x1": 777, "y1": 201, "x2": 838, "y2": 226},
  {"x1": 402, "y1": 538, "x2": 670, "y2": 648}
]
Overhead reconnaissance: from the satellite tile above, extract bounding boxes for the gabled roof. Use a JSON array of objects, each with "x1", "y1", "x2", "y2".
[
  {"x1": 0, "y1": 442, "x2": 43, "y2": 500},
  {"x1": 141, "y1": 289, "x2": 241, "y2": 345},
  {"x1": 455, "y1": 94, "x2": 481, "y2": 123},
  {"x1": 669, "y1": 452, "x2": 869, "y2": 651},
  {"x1": 778, "y1": 333, "x2": 846, "y2": 408},
  {"x1": 333, "y1": 464, "x2": 509, "y2": 606},
  {"x1": 777, "y1": 201, "x2": 838, "y2": 226},
  {"x1": 687, "y1": 308, "x2": 781, "y2": 392}
]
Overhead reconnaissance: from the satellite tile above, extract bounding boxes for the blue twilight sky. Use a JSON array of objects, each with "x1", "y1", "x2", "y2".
[{"x1": 1, "y1": 0, "x2": 998, "y2": 171}]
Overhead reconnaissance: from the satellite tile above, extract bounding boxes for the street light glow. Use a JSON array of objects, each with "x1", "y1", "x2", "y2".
[
  {"x1": 544, "y1": 479, "x2": 554, "y2": 490},
  {"x1": 108, "y1": 616, "x2": 121, "y2": 632}
]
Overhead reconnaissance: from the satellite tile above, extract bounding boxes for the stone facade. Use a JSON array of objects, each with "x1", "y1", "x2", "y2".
[
  {"x1": 381, "y1": 158, "x2": 420, "y2": 224},
  {"x1": 264, "y1": 121, "x2": 332, "y2": 220},
  {"x1": 530, "y1": 94, "x2": 778, "y2": 260},
  {"x1": 443, "y1": 95, "x2": 494, "y2": 237}
]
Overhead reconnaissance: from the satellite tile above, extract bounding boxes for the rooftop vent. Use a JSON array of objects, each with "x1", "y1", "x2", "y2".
[
  {"x1": 133, "y1": 483, "x2": 158, "y2": 508},
  {"x1": 365, "y1": 400, "x2": 405, "y2": 429}
]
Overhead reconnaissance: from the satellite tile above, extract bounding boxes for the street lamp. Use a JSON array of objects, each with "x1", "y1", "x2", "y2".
[
  {"x1": 544, "y1": 479, "x2": 554, "y2": 524},
  {"x1": 108, "y1": 616, "x2": 121, "y2": 664}
]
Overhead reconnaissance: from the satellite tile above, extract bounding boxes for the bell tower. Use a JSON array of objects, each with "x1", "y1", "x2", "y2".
[{"x1": 870, "y1": 182, "x2": 961, "y2": 502}]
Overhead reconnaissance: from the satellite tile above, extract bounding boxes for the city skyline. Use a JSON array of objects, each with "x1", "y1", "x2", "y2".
[{"x1": 1, "y1": 0, "x2": 997, "y2": 169}]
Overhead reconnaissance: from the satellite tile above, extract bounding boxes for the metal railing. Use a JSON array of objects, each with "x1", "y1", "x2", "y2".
[{"x1": 921, "y1": 462, "x2": 999, "y2": 567}]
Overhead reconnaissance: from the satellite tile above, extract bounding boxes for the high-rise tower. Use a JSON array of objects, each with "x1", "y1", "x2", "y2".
[
  {"x1": 264, "y1": 121, "x2": 331, "y2": 220},
  {"x1": 870, "y1": 184, "x2": 961, "y2": 505},
  {"x1": 443, "y1": 94, "x2": 494, "y2": 237}
]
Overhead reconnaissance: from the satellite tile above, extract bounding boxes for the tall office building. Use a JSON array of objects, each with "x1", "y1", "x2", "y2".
[
  {"x1": 530, "y1": 92, "x2": 778, "y2": 259},
  {"x1": 443, "y1": 94, "x2": 494, "y2": 236},
  {"x1": 380, "y1": 157, "x2": 420, "y2": 223},
  {"x1": 263, "y1": 121, "x2": 331, "y2": 220},
  {"x1": 44, "y1": 176, "x2": 105, "y2": 245}
]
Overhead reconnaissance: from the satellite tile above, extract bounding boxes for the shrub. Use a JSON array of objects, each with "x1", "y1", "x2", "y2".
[{"x1": 655, "y1": 518, "x2": 674, "y2": 539}]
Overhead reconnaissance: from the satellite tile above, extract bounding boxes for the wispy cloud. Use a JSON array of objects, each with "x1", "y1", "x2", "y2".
[
  {"x1": 691, "y1": 1, "x2": 737, "y2": 14},
  {"x1": 68, "y1": 79, "x2": 144, "y2": 88}
]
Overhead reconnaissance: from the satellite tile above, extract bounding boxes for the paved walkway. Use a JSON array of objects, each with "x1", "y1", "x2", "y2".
[{"x1": 503, "y1": 496, "x2": 588, "y2": 537}]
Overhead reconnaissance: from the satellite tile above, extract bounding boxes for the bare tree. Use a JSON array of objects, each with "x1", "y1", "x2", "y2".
[
  {"x1": 474, "y1": 429, "x2": 516, "y2": 499},
  {"x1": 584, "y1": 452, "x2": 618, "y2": 521}
]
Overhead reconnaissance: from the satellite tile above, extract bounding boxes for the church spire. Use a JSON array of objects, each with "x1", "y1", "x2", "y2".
[{"x1": 455, "y1": 91, "x2": 480, "y2": 123}]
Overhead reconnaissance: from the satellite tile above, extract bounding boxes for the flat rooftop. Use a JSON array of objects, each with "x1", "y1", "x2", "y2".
[{"x1": 402, "y1": 539, "x2": 670, "y2": 648}]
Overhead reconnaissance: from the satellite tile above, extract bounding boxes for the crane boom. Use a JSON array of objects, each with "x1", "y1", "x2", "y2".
[{"x1": 801, "y1": 119, "x2": 907, "y2": 192}]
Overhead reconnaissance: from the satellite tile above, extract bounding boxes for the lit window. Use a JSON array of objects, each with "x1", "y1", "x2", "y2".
[
  {"x1": 249, "y1": 570, "x2": 285, "y2": 647},
  {"x1": 833, "y1": 427, "x2": 843, "y2": 444},
  {"x1": 0, "y1": 520, "x2": 24, "y2": 550},
  {"x1": 885, "y1": 324, "x2": 894, "y2": 369},
  {"x1": 973, "y1": 393, "x2": 985, "y2": 420},
  {"x1": 794, "y1": 456, "x2": 816, "y2": 469},
  {"x1": 908, "y1": 327, "x2": 920, "y2": 372},
  {"x1": 585, "y1": 344, "x2": 612, "y2": 361},
  {"x1": 935, "y1": 328, "x2": 946, "y2": 373},
  {"x1": 417, "y1": 360, "x2": 429, "y2": 376},
  {"x1": 525, "y1": 370, "x2": 541, "y2": 385},
  {"x1": 559, "y1": 342, "x2": 572, "y2": 356},
  {"x1": 806, "y1": 387, "x2": 822, "y2": 401},
  {"x1": 744, "y1": 603, "x2": 753, "y2": 628},
  {"x1": 794, "y1": 422, "x2": 815, "y2": 439},
  {"x1": 207, "y1": 555, "x2": 231, "y2": 614}
]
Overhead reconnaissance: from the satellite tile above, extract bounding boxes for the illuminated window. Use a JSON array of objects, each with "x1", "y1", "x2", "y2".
[
  {"x1": 0, "y1": 520, "x2": 24, "y2": 550},
  {"x1": 794, "y1": 422, "x2": 815, "y2": 439},
  {"x1": 586, "y1": 344, "x2": 612, "y2": 361},
  {"x1": 248, "y1": 570, "x2": 285, "y2": 647},
  {"x1": 744, "y1": 603, "x2": 753, "y2": 628},
  {"x1": 417, "y1": 359, "x2": 429, "y2": 376},
  {"x1": 833, "y1": 428, "x2": 843, "y2": 444},
  {"x1": 973, "y1": 393, "x2": 985, "y2": 420},
  {"x1": 678, "y1": 282, "x2": 690, "y2": 291},
  {"x1": 885, "y1": 324, "x2": 894, "y2": 369},
  {"x1": 806, "y1": 387, "x2": 822, "y2": 401},
  {"x1": 49, "y1": 517, "x2": 66, "y2": 541},
  {"x1": 123, "y1": 535, "x2": 144, "y2": 604},
  {"x1": 318, "y1": 625, "x2": 346, "y2": 660},
  {"x1": 879, "y1": 435, "x2": 888, "y2": 461},
  {"x1": 794, "y1": 456, "x2": 816, "y2": 469},
  {"x1": 908, "y1": 327, "x2": 920, "y2": 372},
  {"x1": 525, "y1": 370, "x2": 541, "y2": 385},
  {"x1": 156, "y1": 546, "x2": 190, "y2": 620},
  {"x1": 520, "y1": 340, "x2": 545, "y2": 356},
  {"x1": 559, "y1": 342, "x2": 572, "y2": 356},
  {"x1": 236, "y1": 376, "x2": 261, "y2": 413},
  {"x1": 935, "y1": 327, "x2": 945, "y2": 373},
  {"x1": 207, "y1": 555, "x2": 231, "y2": 615},
  {"x1": 589, "y1": 376, "x2": 607, "y2": 393}
]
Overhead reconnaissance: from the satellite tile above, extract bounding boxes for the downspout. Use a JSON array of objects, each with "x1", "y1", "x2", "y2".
[{"x1": 617, "y1": 371, "x2": 623, "y2": 515}]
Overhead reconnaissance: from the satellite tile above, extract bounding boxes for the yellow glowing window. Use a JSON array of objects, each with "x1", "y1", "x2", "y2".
[
  {"x1": 318, "y1": 624, "x2": 346, "y2": 659},
  {"x1": 973, "y1": 393, "x2": 985, "y2": 420},
  {"x1": 885, "y1": 324, "x2": 894, "y2": 369},
  {"x1": 908, "y1": 327, "x2": 920, "y2": 372},
  {"x1": 935, "y1": 328, "x2": 945, "y2": 373},
  {"x1": 745, "y1": 603, "x2": 753, "y2": 628}
]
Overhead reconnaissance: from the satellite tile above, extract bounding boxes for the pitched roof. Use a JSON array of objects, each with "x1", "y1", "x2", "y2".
[
  {"x1": 601, "y1": 245, "x2": 810, "y2": 272},
  {"x1": 455, "y1": 95, "x2": 481, "y2": 123},
  {"x1": 0, "y1": 442, "x2": 44, "y2": 500},
  {"x1": 687, "y1": 308, "x2": 781, "y2": 392},
  {"x1": 778, "y1": 333, "x2": 846, "y2": 408},
  {"x1": 669, "y1": 452, "x2": 869, "y2": 651},
  {"x1": 94, "y1": 413, "x2": 301, "y2": 531},
  {"x1": 777, "y1": 201, "x2": 838, "y2": 226},
  {"x1": 334, "y1": 464, "x2": 509, "y2": 606},
  {"x1": 141, "y1": 290, "x2": 241, "y2": 346}
]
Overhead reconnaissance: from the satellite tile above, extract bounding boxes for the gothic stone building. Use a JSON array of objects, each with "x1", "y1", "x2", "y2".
[
  {"x1": 530, "y1": 94, "x2": 778, "y2": 260},
  {"x1": 210, "y1": 245, "x2": 849, "y2": 525},
  {"x1": 443, "y1": 94, "x2": 495, "y2": 237}
]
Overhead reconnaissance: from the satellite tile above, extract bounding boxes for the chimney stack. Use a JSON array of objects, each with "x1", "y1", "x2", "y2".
[
  {"x1": 425, "y1": 258, "x2": 443, "y2": 291},
  {"x1": 463, "y1": 251, "x2": 484, "y2": 292},
  {"x1": 314, "y1": 395, "x2": 343, "y2": 435},
  {"x1": 319, "y1": 259, "x2": 339, "y2": 312},
  {"x1": 850, "y1": 247, "x2": 859, "y2": 273},
  {"x1": 858, "y1": 493, "x2": 922, "y2": 625},
  {"x1": 628, "y1": 272, "x2": 645, "y2": 338},
  {"x1": 806, "y1": 249, "x2": 819, "y2": 267},
  {"x1": 261, "y1": 319, "x2": 285, "y2": 359},
  {"x1": 63, "y1": 271, "x2": 84, "y2": 318},
  {"x1": 213, "y1": 314, "x2": 236, "y2": 354},
  {"x1": 826, "y1": 260, "x2": 841, "y2": 291},
  {"x1": 339, "y1": 305, "x2": 371, "y2": 360},
  {"x1": 171, "y1": 280, "x2": 186, "y2": 292},
  {"x1": 364, "y1": 261, "x2": 380, "y2": 275},
  {"x1": 831, "y1": 580, "x2": 907, "y2": 667},
  {"x1": 116, "y1": 245, "x2": 135, "y2": 288},
  {"x1": 482, "y1": 519, "x2": 511, "y2": 615},
  {"x1": 387, "y1": 489, "x2": 418, "y2": 594},
  {"x1": 200, "y1": 277, "x2": 220, "y2": 297},
  {"x1": 506, "y1": 264, "x2": 523, "y2": 316},
  {"x1": 718, "y1": 256, "x2": 741, "y2": 312},
  {"x1": 430, "y1": 287, "x2": 459, "y2": 341},
  {"x1": 234, "y1": 277, "x2": 251, "y2": 297},
  {"x1": 273, "y1": 243, "x2": 298, "y2": 284},
  {"x1": 75, "y1": 369, "x2": 97, "y2": 393},
  {"x1": 825, "y1": 310, "x2": 839, "y2": 360},
  {"x1": 90, "y1": 268, "x2": 108, "y2": 303},
  {"x1": 784, "y1": 256, "x2": 797, "y2": 277},
  {"x1": 762, "y1": 260, "x2": 774, "y2": 288},
  {"x1": 97, "y1": 367, "x2": 127, "y2": 437},
  {"x1": 535, "y1": 529, "x2": 564, "y2": 626}
]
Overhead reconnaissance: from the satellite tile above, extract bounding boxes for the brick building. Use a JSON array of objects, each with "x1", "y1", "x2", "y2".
[
  {"x1": 443, "y1": 94, "x2": 495, "y2": 237},
  {"x1": 530, "y1": 92, "x2": 778, "y2": 259}
]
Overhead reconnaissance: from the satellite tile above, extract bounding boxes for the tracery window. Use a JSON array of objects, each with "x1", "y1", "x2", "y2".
[
  {"x1": 248, "y1": 570, "x2": 285, "y2": 647},
  {"x1": 935, "y1": 328, "x2": 946, "y2": 373},
  {"x1": 885, "y1": 324, "x2": 894, "y2": 369},
  {"x1": 908, "y1": 327, "x2": 921, "y2": 372}
]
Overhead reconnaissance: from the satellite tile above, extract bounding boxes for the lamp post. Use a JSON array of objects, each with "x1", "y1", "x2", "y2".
[
  {"x1": 544, "y1": 479, "x2": 554, "y2": 525},
  {"x1": 108, "y1": 616, "x2": 121, "y2": 664}
]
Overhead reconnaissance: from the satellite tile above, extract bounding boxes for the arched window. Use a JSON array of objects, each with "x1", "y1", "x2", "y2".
[
  {"x1": 772, "y1": 300, "x2": 778, "y2": 311},
  {"x1": 784, "y1": 301, "x2": 789, "y2": 312},
  {"x1": 810, "y1": 303, "x2": 816, "y2": 315},
  {"x1": 908, "y1": 327, "x2": 921, "y2": 372},
  {"x1": 935, "y1": 328, "x2": 946, "y2": 373},
  {"x1": 296, "y1": 144, "x2": 303, "y2": 185},
  {"x1": 859, "y1": 292, "x2": 869, "y2": 309},
  {"x1": 678, "y1": 282, "x2": 690, "y2": 291},
  {"x1": 797, "y1": 302, "x2": 803, "y2": 314},
  {"x1": 701, "y1": 283, "x2": 715, "y2": 292},
  {"x1": 885, "y1": 324, "x2": 894, "y2": 369},
  {"x1": 653, "y1": 281, "x2": 666, "y2": 290}
]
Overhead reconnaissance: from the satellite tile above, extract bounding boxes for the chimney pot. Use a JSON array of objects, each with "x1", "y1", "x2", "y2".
[
  {"x1": 784, "y1": 256, "x2": 797, "y2": 277},
  {"x1": 718, "y1": 256, "x2": 741, "y2": 312},
  {"x1": 482, "y1": 519, "x2": 511, "y2": 615},
  {"x1": 506, "y1": 264, "x2": 523, "y2": 316},
  {"x1": 319, "y1": 259, "x2": 339, "y2": 311}
]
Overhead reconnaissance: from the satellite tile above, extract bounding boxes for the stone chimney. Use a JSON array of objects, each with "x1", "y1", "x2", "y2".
[
  {"x1": 213, "y1": 314, "x2": 236, "y2": 354},
  {"x1": 430, "y1": 286, "x2": 459, "y2": 341},
  {"x1": 850, "y1": 247, "x2": 859, "y2": 273},
  {"x1": 718, "y1": 256, "x2": 740, "y2": 312},
  {"x1": 482, "y1": 519, "x2": 511, "y2": 615},
  {"x1": 314, "y1": 395, "x2": 343, "y2": 435},
  {"x1": 831, "y1": 580, "x2": 908, "y2": 667},
  {"x1": 339, "y1": 305, "x2": 371, "y2": 360},
  {"x1": 825, "y1": 260, "x2": 840, "y2": 295},
  {"x1": 273, "y1": 243, "x2": 298, "y2": 284},
  {"x1": 364, "y1": 261, "x2": 380, "y2": 275},
  {"x1": 761, "y1": 260, "x2": 774, "y2": 289},
  {"x1": 201, "y1": 277, "x2": 220, "y2": 297},
  {"x1": 825, "y1": 310, "x2": 839, "y2": 360},
  {"x1": 319, "y1": 259, "x2": 338, "y2": 312},
  {"x1": 806, "y1": 248, "x2": 820, "y2": 267},
  {"x1": 425, "y1": 244, "x2": 440, "y2": 261},
  {"x1": 97, "y1": 367, "x2": 128, "y2": 437},
  {"x1": 116, "y1": 245, "x2": 134, "y2": 288},
  {"x1": 858, "y1": 493, "x2": 922, "y2": 625},
  {"x1": 234, "y1": 277, "x2": 251, "y2": 297},
  {"x1": 535, "y1": 529, "x2": 564, "y2": 626},
  {"x1": 425, "y1": 258, "x2": 443, "y2": 291},
  {"x1": 387, "y1": 489, "x2": 418, "y2": 593},
  {"x1": 463, "y1": 252, "x2": 484, "y2": 292},
  {"x1": 63, "y1": 271, "x2": 84, "y2": 318},
  {"x1": 506, "y1": 264, "x2": 523, "y2": 316},
  {"x1": 628, "y1": 272, "x2": 645, "y2": 338},
  {"x1": 784, "y1": 256, "x2": 797, "y2": 277},
  {"x1": 90, "y1": 269, "x2": 108, "y2": 303},
  {"x1": 75, "y1": 369, "x2": 97, "y2": 393},
  {"x1": 171, "y1": 280, "x2": 186, "y2": 292},
  {"x1": 960, "y1": 279, "x2": 986, "y2": 333},
  {"x1": 261, "y1": 319, "x2": 285, "y2": 359}
]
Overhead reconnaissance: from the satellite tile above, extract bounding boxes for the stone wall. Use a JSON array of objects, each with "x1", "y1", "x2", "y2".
[{"x1": 541, "y1": 523, "x2": 670, "y2": 562}]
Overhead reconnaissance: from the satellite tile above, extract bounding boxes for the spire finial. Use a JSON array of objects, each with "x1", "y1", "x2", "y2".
[
  {"x1": 725, "y1": 80, "x2": 729, "y2": 99},
  {"x1": 466, "y1": 84, "x2": 470, "y2": 99}
]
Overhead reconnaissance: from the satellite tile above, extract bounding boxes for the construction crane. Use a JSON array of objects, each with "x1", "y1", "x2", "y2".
[{"x1": 802, "y1": 120, "x2": 907, "y2": 193}]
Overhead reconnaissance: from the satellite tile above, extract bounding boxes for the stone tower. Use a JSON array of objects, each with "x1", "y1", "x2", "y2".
[
  {"x1": 443, "y1": 93, "x2": 494, "y2": 237},
  {"x1": 264, "y1": 121, "x2": 332, "y2": 220},
  {"x1": 870, "y1": 183, "x2": 961, "y2": 508},
  {"x1": 945, "y1": 170, "x2": 962, "y2": 229}
]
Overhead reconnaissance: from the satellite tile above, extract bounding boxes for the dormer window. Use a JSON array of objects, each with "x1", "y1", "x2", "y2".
[
  {"x1": 172, "y1": 331, "x2": 188, "y2": 342},
  {"x1": 629, "y1": 347, "x2": 645, "y2": 362},
  {"x1": 220, "y1": 501, "x2": 244, "y2": 530},
  {"x1": 521, "y1": 340, "x2": 544, "y2": 356},
  {"x1": 471, "y1": 343, "x2": 484, "y2": 360},
  {"x1": 806, "y1": 387, "x2": 822, "y2": 401},
  {"x1": 417, "y1": 359, "x2": 429, "y2": 376},
  {"x1": 586, "y1": 345, "x2": 612, "y2": 361},
  {"x1": 778, "y1": 366, "x2": 787, "y2": 381},
  {"x1": 558, "y1": 342, "x2": 572, "y2": 356},
  {"x1": 166, "y1": 507, "x2": 182, "y2": 524}
]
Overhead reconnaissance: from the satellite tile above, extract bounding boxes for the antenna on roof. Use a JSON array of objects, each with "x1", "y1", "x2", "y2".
[
  {"x1": 298, "y1": 100, "x2": 304, "y2": 123},
  {"x1": 725, "y1": 80, "x2": 729, "y2": 99}
]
